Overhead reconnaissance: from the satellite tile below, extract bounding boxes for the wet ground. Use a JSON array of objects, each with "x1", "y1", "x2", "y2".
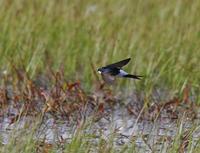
[
  {"x1": 0, "y1": 85, "x2": 199, "y2": 152},
  {"x1": 0, "y1": 71, "x2": 199, "y2": 152}
]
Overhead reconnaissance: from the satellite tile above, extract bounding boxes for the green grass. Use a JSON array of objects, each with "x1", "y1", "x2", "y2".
[{"x1": 0, "y1": 0, "x2": 199, "y2": 98}]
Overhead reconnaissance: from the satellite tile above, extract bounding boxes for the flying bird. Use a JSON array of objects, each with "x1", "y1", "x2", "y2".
[{"x1": 97, "y1": 58, "x2": 142, "y2": 84}]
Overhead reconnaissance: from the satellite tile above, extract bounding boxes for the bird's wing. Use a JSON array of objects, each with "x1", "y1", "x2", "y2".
[
  {"x1": 105, "y1": 58, "x2": 131, "y2": 68},
  {"x1": 101, "y1": 73, "x2": 116, "y2": 84}
]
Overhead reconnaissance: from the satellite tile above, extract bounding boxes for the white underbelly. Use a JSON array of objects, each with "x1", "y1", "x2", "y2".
[{"x1": 117, "y1": 70, "x2": 128, "y2": 77}]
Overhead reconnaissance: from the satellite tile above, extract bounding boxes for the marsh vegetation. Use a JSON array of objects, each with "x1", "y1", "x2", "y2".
[{"x1": 0, "y1": 0, "x2": 199, "y2": 152}]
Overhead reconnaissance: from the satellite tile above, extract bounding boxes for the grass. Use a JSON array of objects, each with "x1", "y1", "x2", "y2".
[
  {"x1": 1, "y1": 116, "x2": 200, "y2": 153},
  {"x1": 0, "y1": 0, "x2": 199, "y2": 96},
  {"x1": 0, "y1": 0, "x2": 200, "y2": 152}
]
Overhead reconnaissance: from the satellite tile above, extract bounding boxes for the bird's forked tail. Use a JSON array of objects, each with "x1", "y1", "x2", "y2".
[{"x1": 123, "y1": 74, "x2": 142, "y2": 80}]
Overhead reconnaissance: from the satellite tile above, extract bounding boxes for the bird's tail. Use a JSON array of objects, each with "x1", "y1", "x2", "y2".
[{"x1": 123, "y1": 74, "x2": 142, "y2": 80}]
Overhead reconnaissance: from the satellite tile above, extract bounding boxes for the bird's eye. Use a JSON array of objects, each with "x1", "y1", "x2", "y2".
[{"x1": 97, "y1": 68, "x2": 102, "y2": 74}]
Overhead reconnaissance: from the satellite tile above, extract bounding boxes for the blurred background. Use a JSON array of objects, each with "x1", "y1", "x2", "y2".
[{"x1": 0, "y1": 0, "x2": 199, "y2": 97}]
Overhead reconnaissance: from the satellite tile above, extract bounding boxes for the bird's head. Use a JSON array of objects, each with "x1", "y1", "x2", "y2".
[{"x1": 97, "y1": 67, "x2": 106, "y2": 74}]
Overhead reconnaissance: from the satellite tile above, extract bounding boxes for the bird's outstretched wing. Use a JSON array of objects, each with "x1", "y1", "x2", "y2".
[
  {"x1": 101, "y1": 73, "x2": 116, "y2": 84},
  {"x1": 105, "y1": 58, "x2": 131, "y2": 68}
]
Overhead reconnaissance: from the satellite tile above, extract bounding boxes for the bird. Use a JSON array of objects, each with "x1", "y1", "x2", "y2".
[{"x1": 97, "y1": 58, "x2": 142, "y2": 84}]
